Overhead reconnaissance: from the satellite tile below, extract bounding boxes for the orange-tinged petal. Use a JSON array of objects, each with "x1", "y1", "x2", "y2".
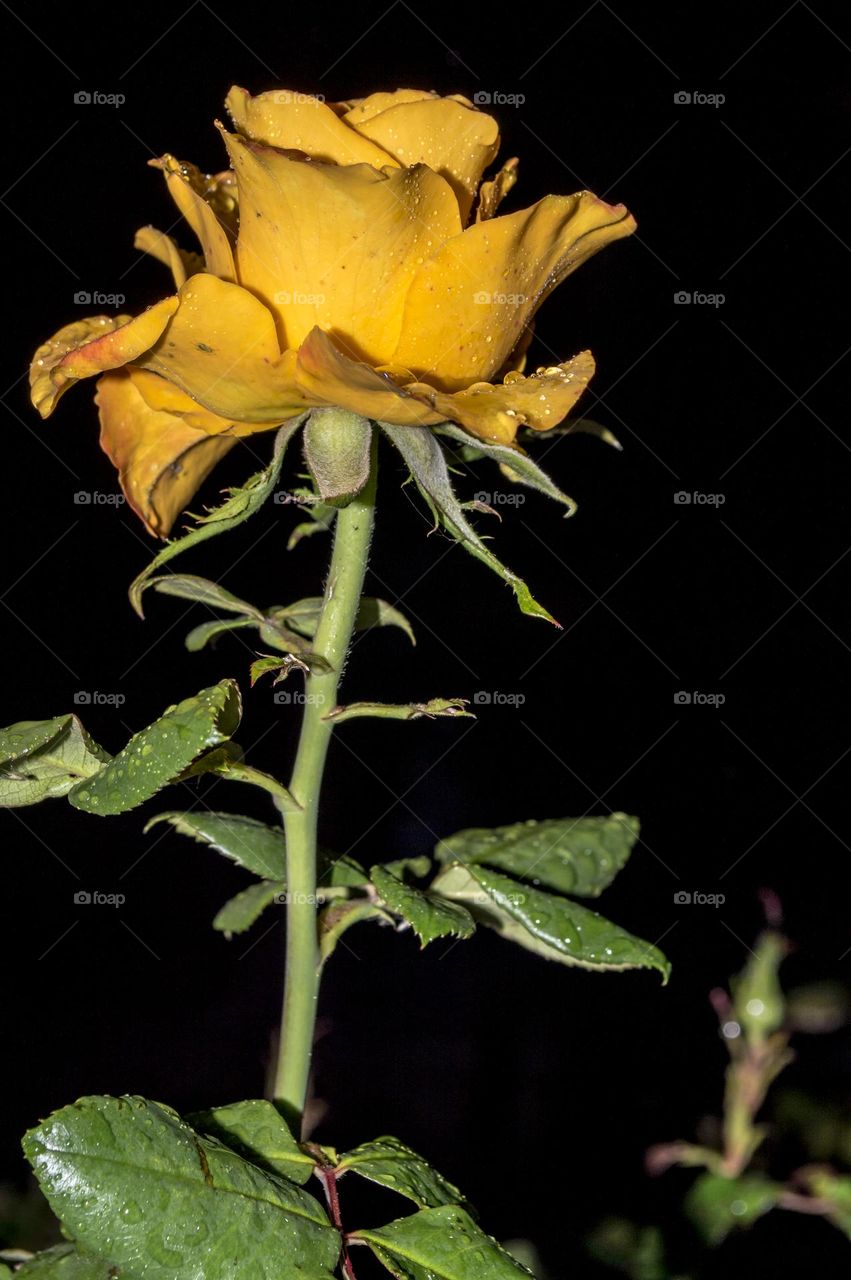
[
  {"x1": 96, "y1": 370, "x2": 238, "y2": 537},
  {"x1": 393, "y1": 191, "x2": 636, "y2": 388},
  {"x1": 346, "y1": 95, "x2": 500, "y2": 222},
  {"x1": 134, "y1": 225, "x2": 203, "y2": 288},
  {"x1": 152, "y1": 155, "x2": 236, "y2": 280},
  {"x1": 221, "y1": 130, "x2": 462, "y2": 359},
  {"x1": 225, "y1": 85, "x2": 396, "y2": 169},
  {"x1": 476, "y1": 157, "x2": 519, "y2": 221},
  {"x1": 137, "y1": 272, "x2": 313, "y2": 424},
  {"x1": 30, "y1": 299, "x2": 179, "y2": 418}
]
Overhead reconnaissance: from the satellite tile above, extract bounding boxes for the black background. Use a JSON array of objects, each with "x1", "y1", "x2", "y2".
[{"x1": 0, "y1": 1, "x2": 849, "y2": 1275}]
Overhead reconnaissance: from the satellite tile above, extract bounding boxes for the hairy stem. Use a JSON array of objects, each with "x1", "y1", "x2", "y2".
[{"x1": 273, "y1": 436, "x2": 377, "y2": 1132}]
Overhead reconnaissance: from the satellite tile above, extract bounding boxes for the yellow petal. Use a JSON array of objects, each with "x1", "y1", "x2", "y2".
[
  {"x1": 134, "y1": 225, "x2": 203, "y2": 288},
  {"x1": 340, "y1": 89, "x2": 436, "y2": 125},
  {"x1": 225, "y1": 85, "x2": 395, "y2": 168},
  {"x1": 393, "y1": 191, "x2": 636, "y2": 388},
  {"x1": 96, "y1": 370, "x2": 238, "y2": 537},
  {"x1": 137, "y1": 272, "x2": 313, "y2": 424},
  {"x1": 476, "y1": 157, "x2": 519, "y2": 221},
  {"x1": 30, "y1": 299, "x2": 179, "y2": 418},
  {"x1": 295, "y1": 328, "x2": 444, "y2": 425},
  {"x1": 346, "y1": 96, "x2": 500, "y2": 222},
  {"x1": 152, "y1": 155, "x2": 236, "y2": 280},
  {"x1": 221, "y1": 129, "x2": 462, "y2": 360}
]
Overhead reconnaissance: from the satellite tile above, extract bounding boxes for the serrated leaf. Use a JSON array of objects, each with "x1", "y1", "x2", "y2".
[
  {"x1": 129, "y1": 419, "x2": 304, "y2": 616},
  {"x1": 69, "y1": 681, "x2": 241, "y2": 816},
  {"x1": 185, "y1": 616, "x2": 257, "y2": 652},
  {"x1": 148, "y1": 574, "x2": 262, "y2": 617},
  {"x1": 432, "y1": 863, "x2": 670, "y2": 980},
  {"x1": 379, "y1": 422, "x2": 556, "y2": 624},
  {"x1": 352, "y1": 1205, "x2": 531, "y2": 1280},
  {"x1": 214, "y1": 880, "x2": 283, "y2": 936},
  {"x1": 325, "y1": 698, "x2": 471, "y2": 725},
  {"x1": 23, "y1": 1095, "x2": 338, "y2": 1280},
  {"x1": 11, "y1": 1245, "x2": 118, "y2": 1278},
  {"x1": 0, "y1": 715, "x2": 110, "y2": 808},
  {"x1": 685, "y1": 1172, "x2": 782, "y2": 1244},
  {"x1": 145, "y1": 811, "x2": 286, "y2": 880},
  {"x1": 435, "y1": 814, "x2": 639, "y2": 897},
  {"x1": 189, "y1": 1099, "x2": 315, "y2": 1186},
  {"x1": 439, "y1": 423, "x2": 576, "y2": 514},
  {"x1": 371, "y1": 866, "x2": 474, "y2": 947},
  {"x1": 338, "y1": 1137, "x2": 466, "y2": 1209}
]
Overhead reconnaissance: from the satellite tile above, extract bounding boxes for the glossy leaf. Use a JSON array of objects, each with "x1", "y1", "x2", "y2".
[
  {"x1": 432, "y1": 863, "x2": 670, "y2": 980},
  {"x1": 372, "y1": 866, "x2": 474, "y2": 947},
  {"x1": 189, "y1": 1099, "x2": 315, "y2": 1186},
  {"x1": 129, "y1": 418, "x2": 305, "y2": 616},
  {"x1": 352, "y1": 1204, "x2": 531, "y2": 1280},
  {"x1": 685, "y1": 1171, "x2": 782, "y2": 1244},
  {"x1": 338, "y1": 1137, "x2": 466, "y2": 1209},
  {"x1": 380, "y1": 422, "x2": 556, "y2": 624},
  {"x1": 23, "y1": 1095, "x2": 339, "y2": 1279},
  {"x1": 145, "y1": 811, "x2": 286, "y2": 880},
  {"x1": 435, "y1": 814, "x2": 639, "y2": 897},
  {"x1": 11, "y1": 1246, "x2": 118, "y2": 1278},
  {"x1": 439, "y1": 423, "x2": 577, "y2": 514},
  {"x1": 214, "y1": 880, "x2": 283, "y2": 936},
  {"x1": 325, "y1": 698, "x2": 471, "y2": 725},
  {"x1": 0, "y1": 716, "x2": 110, "y2": 808},
  {"x1": 69, "y1": 680, "x2": 241, "y2": 816}
]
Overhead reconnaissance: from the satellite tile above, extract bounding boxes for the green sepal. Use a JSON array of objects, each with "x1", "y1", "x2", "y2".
[
  {"x1": 351, "y1": 1205, "x2": 532, "y2": 1280},
  {"x1": 188, "y1": 1099, "x2": 315, "y2": 1185},
  {"x1": 337, "y1": 1136, "x2": 467, "y2": 1209},
  {"x1": 145, "y1": 811, "x2": 286, "y2": 880},
  {"x1": 438, "y1": 423, "x2": 577, "y2": 514},
  {"x1": 0, "y1": 715, "x2": 110, "y2": 808},
  {"x1": 371, "y1": 865, "x2": 474, "y2": 947},
  {"x1": 435, "y1": 814, "x2": 639, "y2": 897}
]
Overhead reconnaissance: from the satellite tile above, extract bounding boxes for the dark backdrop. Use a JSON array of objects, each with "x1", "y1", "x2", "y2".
[{"x1": 1, "y1": 2, "x2": 848, "y2": 1275}]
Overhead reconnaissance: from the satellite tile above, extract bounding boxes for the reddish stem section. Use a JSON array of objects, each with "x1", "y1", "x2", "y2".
[{"x1": 316, "y1": 1167, "x2": 357, "y2": 1280}]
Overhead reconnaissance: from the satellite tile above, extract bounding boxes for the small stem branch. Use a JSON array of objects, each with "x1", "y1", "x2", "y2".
[
  {"x1": 316, "y1": 1168, "x2": 358, "y2": 1280},
  {"x1": 273, "y1": 437, "x2": 377, "y2": 1133}
]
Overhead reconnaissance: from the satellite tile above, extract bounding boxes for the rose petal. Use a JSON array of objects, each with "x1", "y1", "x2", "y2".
[
  {"x1": 152, "y1": 154, "x2": 236, "y2": 280},
  {"x1": 134, "y1": 225, "x2": 203, "y2": 288},
  {"x1": 225, "y1": 85, "x2": 396, "y2": 168}
]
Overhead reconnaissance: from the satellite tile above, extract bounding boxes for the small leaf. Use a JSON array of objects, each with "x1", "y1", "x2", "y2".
[
  {"x1": 435, "y1": 814, "x2": 639, "y2": 897},
  {"x1": 207, "y1": 756, "x2": 299, "y2": 812},
  {"x1": 685, "y1": 1171, "x2": 782, "y2": 1244},
  {"x1": 69, "y1": 680, "x2": 241, "y2": 815},
  {"x1": 147, "y1": 573, "x2": 262, "y2": 617},
  {"x1": 432, "y1": 863, "x2": 670, "y2": 980},
  {"x1": 338, "y1": 1136, "x2": 467, "y2": 1209},
  {"x1": 325, "y1": 698, "x2": 472, "y2": 725},
  {"x1": 533, "y1": 416, "x2": 622, "y2": 449},
  {"x1": 251, "y1": 653, "x2": 329, "y2": 685},
  {"x1": 371, "y1": 866, "x2": 474, "y2": 947},
  {"x1": 801, "y1": 1168, "x2": 851, "y2": 1238},
  {"x1": 438, "y1": 423, "x2": 577, "y2": 513},
  {"x1": 189, "y1": 1099, "x2": 315, "y2": 1185},
  {"x1": 185, "y1": 616, "x2": 257, "y2": 652},
  {"x1": 10, "y1": 1245, "x2": 118, "y2": 1277},
  {"x1": 352, "y1": 1204, "x2": 531, "y2": 1280},
  {"x1": 303, "y1": 409, "x2": 373, "y2": 504},
  {"x1": 319, "y1": 900, "x2": 391, "y2": 964},
  {"x1": 275, "y1": 597, "x2": 415, "y2": 647},
  {"x1": 317, "y1": 854, "x2": 368, "y2": 894},
  {"x1": 145, "y1": 811, "x2": 286, "y2": 880},
  {"x1": 380, "y1": 422, "x2": 556, "y2": 624},
  {"x1": 214, "y1": 880, "x2": 284, "y2": 936},
  {"x1": 382, "y1": 856, "x2": 432, "y2": 880},
  {"x1": 129, "y1": 418, "x2": 304, "y2": 616},
  {"x1": 287, "y1": 493, "x2": 337, "y2": 551},
  {"x1": 23, "y1": 1095, "x2": 339, "y2": 1280},
  {"x1": 0, "y1": 716, "x2": 110, "y2": 808}
]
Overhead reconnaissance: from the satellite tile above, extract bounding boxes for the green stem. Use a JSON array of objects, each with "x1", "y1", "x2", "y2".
[{"x1": 273, "y1": 436, "x2": 377, "y2": 1132}]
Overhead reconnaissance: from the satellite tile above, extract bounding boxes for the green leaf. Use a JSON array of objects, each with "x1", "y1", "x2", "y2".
[
  {"x1": 685, "y1": 1171, "x2": 782, "y2": 1244},
  {"x1": 23, "y1": 1095, "x2": 338, "y2": 1280},
  {"x1": 435, "y1": 814, "x2": 639, "y2": 897},
  {"x1": 317, "y1": 854, "x2": 368, "y2": 893},
  {"x1": 69, "y1": 680, "x2": 241, "y2": 816},
  {"x1": 303, "y1": 409, "x2": 373, "y2": 504},
  {"x1": 325, "y1": 698, "x2": 471, "y2": 725},
  {"x1": 379, "y1": 422, "x2": 556, "y2": 624},
  {"x1": 801, "y1": 1169, "x2": 851, "y2": 1238},
  {"x1": 319, "y1": 901, "x2": 391, "y2": 964},
  {"x1": 338, "y1": 1137, "x2": 466, "y2": 1209},
  {"x1": 438, "y1": 423, "x2": 577, "y2": 514},
  {"x1": 147, "y1": 574, "x2": 262, "y2": 618},
  {"x1": 188, "y1": 1099, "x2": 315, "y2": 1186},
  {"x1": 382, "y1": 856, "x2": 432, "y2": 880},
  {"x1": 185, "y1": 616, "x2": 257, "y2": 652},
  {"x1": 274, "y1": 597, "x2": 415, "y2": 646},
  {"x1": 432, "y1": 863, "x2": 670, "y2": 980},
  {"x1": 286, "y1": 493, "x2": 337, "y2": 551},
  {"x1": 206, "y1": 755, "x2": 299, "y2": 812},
  {"x1": 11, "y1": 1245, "x2": 118, "y2": 1278},
  {"x1": 145, "y1": 811, "x2": 286, "y2": 880},
  {"x1": 352, "y1": 1205, "x2": 531, "y2": 1280},
  {"x1": 214, "y1": 880, "x2": 283, "y2": 936},
  {"x1": 0, "y1": 716, "x2": 110, "y2": 808},
  {"x1": 371, "y1": 866, "x2": 474, "y2": 947},
  {"x1": 530, "y1": 416, "x2": 622, "y2": 449},
  {"x1": 129, "y1": 419, "x2": 305, "y2": 616}
]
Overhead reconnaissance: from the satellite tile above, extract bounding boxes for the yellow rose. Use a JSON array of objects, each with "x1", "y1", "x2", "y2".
[{"x1": 29, "y1": 87, "x2": 635, "y2": 536}]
